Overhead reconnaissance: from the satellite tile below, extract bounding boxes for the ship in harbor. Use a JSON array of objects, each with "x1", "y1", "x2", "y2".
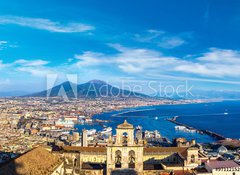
[
  {"x1": 55, "y1": 119, "x2": 75, "y2": 128},
  {"x1": 175, "y1": 125, "x2": 196, "y2": 133},
  {"x1": 101, "y1": 127, "x2": 112, "y2": 134},
  {"x1": 87, "y1": 129, "x2": 97, "y2": 136}
]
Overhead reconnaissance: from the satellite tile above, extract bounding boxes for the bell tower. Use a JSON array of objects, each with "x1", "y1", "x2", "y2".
[
  {"x1": 106, "y1": 120, "x2": 143, "y2": 175},
  {"x1": 116, "y1": 120, "x2": 135, "y2": 146},
  {"x1": 184, "y1": 147, "x2": 199, "y2": 170}
]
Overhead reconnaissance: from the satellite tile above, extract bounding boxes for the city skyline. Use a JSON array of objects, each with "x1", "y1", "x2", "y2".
[{"x1": 0, "y1": 0, "x2": 240, "y2": 92}]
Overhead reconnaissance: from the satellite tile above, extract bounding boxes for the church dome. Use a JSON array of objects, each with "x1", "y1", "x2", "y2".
[{"x1": 117, "y1": 120, "x2": 134, "y2": 129}]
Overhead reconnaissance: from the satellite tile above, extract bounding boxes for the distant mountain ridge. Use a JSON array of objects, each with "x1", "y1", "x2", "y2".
[{"x1": 27, "y1": 80, "x2": 149, "y2": 99}]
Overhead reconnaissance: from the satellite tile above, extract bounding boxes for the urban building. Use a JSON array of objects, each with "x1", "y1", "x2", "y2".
[
  {"x1": 81, "y1": 129, "x2": 88, "y2": 147},
  {"x1": 60, "y1": 120, "x2": 202, "y2": 175}
]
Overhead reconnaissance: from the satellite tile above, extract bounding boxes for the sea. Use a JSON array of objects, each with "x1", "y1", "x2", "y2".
[{"x1": 75, "y1": 100, "x2": 240, "y2": 143}]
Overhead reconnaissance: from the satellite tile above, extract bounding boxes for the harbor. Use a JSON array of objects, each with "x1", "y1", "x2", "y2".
[{"x1": 167, "y1": 116, "x2": 226, "y2": 140}]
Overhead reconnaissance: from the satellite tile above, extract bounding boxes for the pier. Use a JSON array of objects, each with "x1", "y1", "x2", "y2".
[{"x1": 167, "y1": 117, "x2": 226, "y2": 140}]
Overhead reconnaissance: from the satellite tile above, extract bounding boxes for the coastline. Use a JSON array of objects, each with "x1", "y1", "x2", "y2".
[
  {"x1": 101, "y1": 100, "x2": 236, "y2": 141},
  {"x1": 106, "y1": 99, "x2": 223, "y2": 119},
  {"x1": 86, "y1": 99, "x2": 240, "y2": 143},
  {"x1": 112, "y1": 108, "x2": 156, "y2": 117},
  {"x1": 90, "y1": 98, "x2": 222, "y2": 117},
  {"x1": 97, "y1": 99, "x2": 222, "y2": 118}
]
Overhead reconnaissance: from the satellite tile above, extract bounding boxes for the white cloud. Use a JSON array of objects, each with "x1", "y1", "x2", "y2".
[
  {"x1": 0, "y1": 40, "x2": 7, "y2": 45},
  {"x1": 175, "y1": 48, "x2": 240, "y2": 77},
  {"x1": 0, "y1": 58, "x2": 55, "y2": 77},
  {"x1": 2, "y1": 45, "x2": 240, "y2": 83},
  {"x1": 197, "y1": 48, "x2": 240, "y2": 64},
  {"x1": 75, "y1": 52, "x2": 106, "y2": 67},
  {"x1": 158, "y1": 37, "x2": 186, "y2": 49},
  {"x1": 134, "y1": 29, "x2": 165, "y2": 42},
  {"x1": 73, "y1": 44, "x2": 186, "y2": 73},
  {"x1": 13, "y1": 59, "x2": 55, "y2": 76},
  {"x1": 0, "y1": 40, "x2": 18, "y2": 50},
  {"x1": 134, "y1": 30, "x2": 188, "y2": 49},
  {"x1": 0, "y1": 40, "x2": 8, "y2": 50},
  {"x1": 0, "y1": 60, "x2": 10, "y2": 69},
  {"x1": 14, "y1": 59, "x2": 49, "y2": 66},
  {"x1": 17, "y1": 66, "x2": 55, "y2": 77},
  {"x1": 72, "y1": 44, "x2": 240, "y2": 80},
  {"x1": 0, "y1": 16, "x2": 94, "y2": 33}
]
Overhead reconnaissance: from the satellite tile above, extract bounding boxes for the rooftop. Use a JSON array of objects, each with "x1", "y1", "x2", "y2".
[
  {"x1": 144, "y1": 147, "x2": 187, "y2": 154},
  {"x1": 117, "y1": 120, "x2": 134, "y2": 129},
  {"x1": 0, "y1": 146, "x2": 62, "y2": 175},
  {"x1": 206, "y1": 160, "x2": 240, "y2": 170},
  {"x1": 62, "y1": 146, "x2": 107, "y2": 153}
]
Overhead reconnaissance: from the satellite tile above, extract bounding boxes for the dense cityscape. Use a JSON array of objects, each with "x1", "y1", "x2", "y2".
[
  {"x1": 0, "y1": 97, "x2": 199, "y2": 154},
  {"x1": 1, "y1": 0, "x2": 240, "y2": 174},
  {"x1": 0, "y1": 97, "x2": 239, "y2": 175}
]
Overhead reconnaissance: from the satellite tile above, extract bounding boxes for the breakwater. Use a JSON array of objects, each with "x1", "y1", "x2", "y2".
[
  {"x1": 112, "y1": 108, "x2": 155, "y2": 117},
  {"x1": 167, "y1": 117, "x2": 226, "y2": 140}
]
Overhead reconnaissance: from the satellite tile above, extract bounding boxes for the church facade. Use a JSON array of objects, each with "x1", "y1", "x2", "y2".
[
  {"x1": 106, "y1": 120, "x2": 144, "y2": 175},
  {"x1": 59, "y1": 120, "x2": 202, "y2": 175}
]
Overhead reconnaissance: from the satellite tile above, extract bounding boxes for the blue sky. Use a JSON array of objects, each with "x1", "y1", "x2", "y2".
[{"x1": 0, "y1": 0, "x2": 240, "y2": 93}]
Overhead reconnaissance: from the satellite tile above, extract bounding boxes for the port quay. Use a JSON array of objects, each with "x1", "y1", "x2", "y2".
[{"x1": 167, "y1": 117, "x2": 226, "y2": 140}]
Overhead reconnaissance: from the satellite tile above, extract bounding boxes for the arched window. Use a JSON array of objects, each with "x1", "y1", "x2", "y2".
[
  {"x1": 115, "y1": 150, "x2": 122, "y2": 168},
  {"x1": 74, "y1": 158, "x2": 77, "y2": 166},
  {"x1": 129, "y1": 150, "x2": 135, "y2": 168},
  {"x1": 122, "y1": 132, "x2": 128, "y2": 146},
  {"x1": 191, "y1": 155, "x2": 195, "y2": 163}
]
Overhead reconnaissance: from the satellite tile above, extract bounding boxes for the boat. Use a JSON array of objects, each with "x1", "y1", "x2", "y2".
[
  {"x1": 175, "y1": 126, "x2": 186, "y2": 130},
  {"x1": 61, "y1": 131, "x2": 70, "y2": 135},
  {"x1": 55, "y1": 119, "x2": 74, "y2": 128},
  {"x1": 224, "y1": 109, "x2": 228, "y2": 115},
  {"x1": 87, "y1": 129, "x2": 97, "y2": 135},
  {"x1": 155, "y1": 116, "x2": 158, "y2": 120},
  {"x1": 101, "y1": 127, "x2": 112, "y2": 134},
  {"x1": 175, "y1": 126, "x2": 196, "y2": 133},
  {"x1": 78, "y1": 119, "x2": 84, "y2": 124},
  {"x1": 172, "y1": 116, "x2": 179, "y2": 121},
  {"x1": 187, "y1": 129, "x2": 196, "y2": 133}
]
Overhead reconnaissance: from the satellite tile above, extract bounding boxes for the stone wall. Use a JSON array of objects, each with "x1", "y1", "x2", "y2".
[
  {"x1": 81, "y1": 169, "x2": 104, "y2": 175},
  {"x1": 143, "y1": 170, "x2": 172, "y2": 175},
  {"x1": 81, "y1": 153, "x2": 106, "y2": 163}
]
